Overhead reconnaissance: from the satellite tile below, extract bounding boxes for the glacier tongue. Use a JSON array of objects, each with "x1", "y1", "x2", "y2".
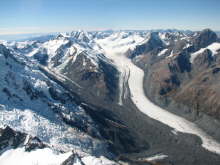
[{"x1": 96, "y1": 35, "x2": 220, "y2": 155}]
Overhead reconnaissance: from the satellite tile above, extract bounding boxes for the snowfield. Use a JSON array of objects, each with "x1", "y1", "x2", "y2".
[
  {"x1": 190, "y1": 42, "x2": 220, "y2": 63},
  {"x1": 158, "y1": 48, "x2": 168, "y2": 56},
  {"x1": 0, "y1": 147, "x2": 72, "y2": 165},
  {"x1": 143, "y1": 154, "x2": 168, "y2": 162},
  {"x1": 0, "y1": 147, "x2": 117, "y2": 165},
  {"x1": 97, "y1": 35, "x2": 220, "y2": 155},
  {"x1": 82, "y1": 156, "x2": 117, "y2": 165}
]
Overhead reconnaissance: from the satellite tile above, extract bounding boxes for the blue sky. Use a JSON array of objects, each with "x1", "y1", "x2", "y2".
[{"x1": 0, "y1": 0, "x2": 220, "y2": 35}]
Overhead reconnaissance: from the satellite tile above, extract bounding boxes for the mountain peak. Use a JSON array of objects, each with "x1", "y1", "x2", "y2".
[
  {"x1": 70, "y1": 30, "x2": 91, "y2": 42},
  {"x1": 56, "y1": 33, "x2": 65, "y2": 39},
  {"x1": 193, "y1": 28, "x2": 217, "y2": 50}
]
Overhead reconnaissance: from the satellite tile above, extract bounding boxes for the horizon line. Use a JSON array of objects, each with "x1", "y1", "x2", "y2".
[{"x1": 0, "y1": 28, "x2": 220, "y2": 36}]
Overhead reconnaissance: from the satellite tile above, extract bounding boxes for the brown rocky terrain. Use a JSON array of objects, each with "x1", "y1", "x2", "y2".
[{"x1": 129, "y1": 29, "x2": 220, "y2": 139}]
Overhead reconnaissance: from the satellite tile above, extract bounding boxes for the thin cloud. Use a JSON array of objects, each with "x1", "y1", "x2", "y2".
[{"x1": 0, "y1": 26, "x2": 113, "y2": 35}]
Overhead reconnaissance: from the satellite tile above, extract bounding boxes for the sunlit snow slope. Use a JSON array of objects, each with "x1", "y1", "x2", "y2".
[{"x1": 0, "y1": 148, "x2": 71, "y2": 165}]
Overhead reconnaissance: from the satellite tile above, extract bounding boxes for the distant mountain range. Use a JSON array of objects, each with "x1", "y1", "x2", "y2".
[{"x1": 1, "y1": 29, "x2": 219, "y2": 41}]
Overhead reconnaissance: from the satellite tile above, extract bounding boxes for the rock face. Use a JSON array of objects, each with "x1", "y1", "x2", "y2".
[
  {"x1": 33, "y1": 48, "x2": 48, "y2": 65},
  {"x1": 0, "y1": 126, "x2": 26, "y2": 150},
  {"x1": 0, "y1": 126, "x2": 46, "y2": 152},
  {"x1": 129, "y1": 32, "x2": 164, "y2": 58},
  {"x1": 58, "y1": 51, "x2": 119, "y2": 103},
  {"x1": 193, "y1": 49, "x2": 214, "y2": 69},
  {"x1": 0, "y1": 44, "x2": 11, "y2": 57},
  {"x1": 193, "y1": 29, "x2": 218, "y2": 51}
]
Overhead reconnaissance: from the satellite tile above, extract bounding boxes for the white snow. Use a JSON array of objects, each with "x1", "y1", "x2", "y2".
[
  {"x1": 15, "y1": 41, "x2": 36, "y2": 49},
  {"x1": 0, "y1": 144, "x2": 117, "y2": 165},
  {"x1": 82, "y1": 156, "x2": 117, "y2": 165},
  {"x1": 43, "y1": 39, "x2": 68, "y2": 56},
  {"x1": 142, "y1": 154, "x2": 168, "y2": 162},
  {"x1": 171, "y1": 129, "x2": 178, "y2": 135},
  {"x1": 0, "y1": 51, "x2": 98, "y2": 154},
  {"x1": 183, "y1": 43, "x2": 192, "y2": 49},
  {"x1": 0, "y1": 147, "x2": 72, "y2": 165},
  {"x1": 96, "y1": 32, "x2": 145, "y2": 54},
  {"x1": 190, "y1": 42, "x2": 220, "y2": 63},
  {"x1": 69, "y1": 46, "x2": 77, "y2": 56},
  {"x1": 158, "y1": 48, "x2": 168, "y2": 56},
  {"x1": 159, "y1": 33, "x2": 166, "y2": 40},
  {"x1": 158, "y1": 32, "x2": 170, "y2": 45},
  {"x1": 96, "y1": 32, "x2": 145, "y2": 105},
  {"x1": 97, "y1": 36, "x2": 220, "y2": 155},
  {"x1": 40, "y1": 65, "x2": 82, "y2": 88},
  {"x1": 0, "y1": 40, "x2": 7, "y2": 46},
  {"x1": 0, "y1": 108, "x2": 85, "y2": 152},
  {"x1": 166, "y1": 50, "x2": 175, "y2": 58},
  {"x1": 27, "y1": 48, "x2": 39, "y2": 57}
]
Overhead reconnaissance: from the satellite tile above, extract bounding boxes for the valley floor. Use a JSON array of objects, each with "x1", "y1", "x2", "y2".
[{"x1": 97, "y1": 39, "x2": 220, "y2": 155}]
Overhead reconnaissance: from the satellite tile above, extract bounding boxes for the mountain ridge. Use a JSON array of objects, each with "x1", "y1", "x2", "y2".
[{"x1": 0, "y1": 28, "x2": 220, "y2": 165}]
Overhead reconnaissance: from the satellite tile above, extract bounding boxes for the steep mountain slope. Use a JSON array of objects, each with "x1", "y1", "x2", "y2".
[
  {"x1": 0, "y1": 33, "x2": 148, "y2": 164},
  {"x1": 129, "y1": 29, "x2": 220, "y2": 140},
  {"x1": 0, "y1": 43, "x2": 132, "y2": 164},
  {"x1": 0, "y1": 126, "x2": 117, "y2": 165},
  {"x1": 0, "y1": 43, "x2": 110, "y2": 154},
  {"x1": 7, "y1": 31, "x2": 120, "y2": 105},
  {"x1": 1, "y1": 29, "x2": 220, "y2": 165}
]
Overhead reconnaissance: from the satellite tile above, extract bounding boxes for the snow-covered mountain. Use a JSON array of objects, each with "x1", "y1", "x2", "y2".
[
  {"x1": 0, "y1": 37, "x2": 120, "y2": 164},
  {"x1": 1, "y1": 29, "x2": 220, "y2": 165},
  {"x1": 0, "y1": 126, "x2": 117, "y2": 165}
]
